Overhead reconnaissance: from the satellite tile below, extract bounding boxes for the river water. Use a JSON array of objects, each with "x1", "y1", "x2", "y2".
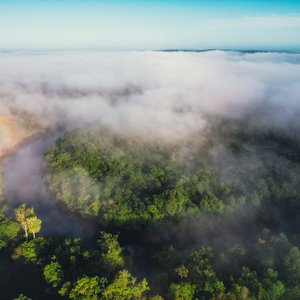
[{"x1": 2, "y1": 131, "x2": 97, "y2": 239}]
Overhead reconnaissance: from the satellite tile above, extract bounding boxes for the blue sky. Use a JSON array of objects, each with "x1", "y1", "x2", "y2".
[{"x1": 0, "y1": 0, "x2": 300, "y2": 50}]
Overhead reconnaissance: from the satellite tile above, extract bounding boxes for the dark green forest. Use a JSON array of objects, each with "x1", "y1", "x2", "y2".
[{"x1": 1, "y1": 120, "x2": 300, "y2": 299}]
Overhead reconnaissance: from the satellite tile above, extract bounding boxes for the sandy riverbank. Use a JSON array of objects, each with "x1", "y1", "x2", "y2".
[{"x1": 0, "y1": 114, "x2": 40, "y2": 159}]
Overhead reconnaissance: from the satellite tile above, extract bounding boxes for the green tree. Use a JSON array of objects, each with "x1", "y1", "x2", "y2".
[
  {"x1": 284, "y1": 247, "x2": 300, "y2": 284},
  {"x1": 27, "y1": 216, "x2": 42, "y2": 238},
  {"x1": 188, "y1": 247, "x2": 214, "y2": 283},
  {"x1": 15, "y1": 204, "x2": 41, "y2": 239},
  {"x1": 21, "y1": 237, "x2": 48, "y2": 264},
  {"x1": 285, "y1": 285, "x2": 300, "y2": 300},
  {"x1": 43, "y1": 261, "x2": 64, "y2": 288},
  {"x1": 164, "y1": 188, "x2": 187, "y2": 217},
  {"x1": 187, "y1": 247, "x2": 226, "y2": 298},
  {"x1": 69, "y1": 276, "x2": 106, "y2": 300},
  {"x1": 0, "y1": 218, "x2": 20, "y2": 249},
  {"x1": 261, "y1": 269, "x2": 285, "y2": 300},
  {"x1": 0, "y1": 205, "x2": 20, "y2": 249},
  {"x1": 203, "y1": 276, "x2": 226, "y2": 299},
  {"x1": 231, "y1": 284, "x2": 250, "y2": 300},
  {"x1": 0, "y1": 203, "x2": 7, "y2": 221},
  {"x1": 238, "y1": 267, "x2": 263, "y2": 299},
  {"x1": 98, "y1": 231, "x2": 124, "y2": 272},
  {"x1": 58, "y1": 282, "x2": 71, "y2": 297},
  {"x1": 169, "y1": 282, "x2": 196, "y2": 300},
  {"x1": 103, "y1": 270, "x2": 149, "y2": 299}
]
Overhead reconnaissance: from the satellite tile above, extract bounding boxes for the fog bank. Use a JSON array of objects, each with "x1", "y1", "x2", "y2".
[{"x1": 1, "y1": 50, "x2": 300, "y2": 141}]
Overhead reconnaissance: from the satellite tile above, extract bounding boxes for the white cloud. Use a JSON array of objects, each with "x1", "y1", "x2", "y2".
[{"x1": 0, "y1": 50, "x2": 300, "y2": 139}]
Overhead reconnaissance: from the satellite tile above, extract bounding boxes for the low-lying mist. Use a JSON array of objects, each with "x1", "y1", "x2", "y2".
[{"x1": 1, "y1": 50, "x2": 300, "y2": 139}]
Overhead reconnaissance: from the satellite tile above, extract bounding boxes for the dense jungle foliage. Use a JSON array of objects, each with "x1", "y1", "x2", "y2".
[{"x1": 1, "y1": 120, "x2": 300, "y2": 299}]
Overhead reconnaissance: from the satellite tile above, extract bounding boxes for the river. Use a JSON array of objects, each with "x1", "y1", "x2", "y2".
[{"x1": 1, "y1": 131, "x2": 98, "y2": 239}]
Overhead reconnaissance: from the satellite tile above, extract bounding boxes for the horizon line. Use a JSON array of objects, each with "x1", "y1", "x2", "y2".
[{"x1": 0, "y1": 48, "x2": 299, "y2": 54}]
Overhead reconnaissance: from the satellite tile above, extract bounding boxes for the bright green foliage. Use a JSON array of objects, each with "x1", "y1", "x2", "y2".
[
  {"x1": 0, "y1": 205, "x2": 20, "y2": 249},
  {"x1": 103, "y1": 270, "x2": 149, "y2": 299},
  {"x1": 98, "y1": 231, "x2": 124, "y2": 271},
  {"x1": 69, "y1": 276, "x2": 107, "y2": 300},
  {"x1": 164, "y1": 188, "x2": 188, "y2": 217},
  {"x1": 15, "y1": 204, "x2": 41, "y2": 239},
  {"x1": 0, "y1": 239, "x2": 5, "y2": 249},
  {"x1": 203, "y1": 277, "x2": 225, "y2": 298},
  {"x1": 0, "y1": 219, "x2": 20, "y2": 249},
  {"x1": 44, "y1": 127, "x2": 229, "y2": 226},
  {"x1": 169, "y1": 282, "x2": 196, "y2": 300},
  {"x1": 58, "y1": 282, "x2": 72, "y2": 297},
  {"x1": 21, "y1": 237, "x2": 48, "y2": 264},
  {"x1": 261, "y1": 269, "x2": 285, "y2": 300},
  {"x1": 15, "y1": 204, "x2": 34, "y2": 239},
  {"x1": 43, "y1": 261, "x2": 64, "y2": 288},
  {"x1": 27, "y1": 216, "x2": 42, "y2": 238}
]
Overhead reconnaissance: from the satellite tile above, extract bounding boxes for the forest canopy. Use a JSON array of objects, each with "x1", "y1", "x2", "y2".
[{"x1": 25, "y1": 120, "x2": 300, "y2": 299}]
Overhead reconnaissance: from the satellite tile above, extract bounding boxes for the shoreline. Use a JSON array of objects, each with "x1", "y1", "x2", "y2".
[{"x1": 0, "y1": 127, "x2": 58, "y2": 164}]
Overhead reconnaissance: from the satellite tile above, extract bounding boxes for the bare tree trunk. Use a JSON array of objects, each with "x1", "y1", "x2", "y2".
[
  {"x1": 33, "y1": 231, "x2": 35, "y2": 239},
  {"x1": 23, "y1": 224, "x2": 28, "y2": 239}
]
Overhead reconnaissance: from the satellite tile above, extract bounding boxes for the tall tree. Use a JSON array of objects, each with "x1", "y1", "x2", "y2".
[
  {"x1": 44, "y1": 261, "x2": 64, "y2": 288},
  {"x1": 169, "y1": 282, "x2": 196, "y2": 300},
  {"x1": 15, "y1": 204, "x2": 41, "y2": 239},
  {"x1": 69, "y1": 276, "x2": 106, "y2": 300},
  {"x1": 103, "y1": 270, "x2": 149, "y2": 300},
  {"x1": 98, "y1": 231, "x2": 124, "y2": 272},
  {"x1": 27, "y1": 216, "x2": 42, "y2": 238},
  {"x1": 284, "y1": 246, "x2": 300, "y2": 284}
]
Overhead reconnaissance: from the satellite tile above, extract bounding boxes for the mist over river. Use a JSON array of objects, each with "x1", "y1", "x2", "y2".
[{"x1": 2, "y1": 131, "x2": 97, "y2": 238}]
